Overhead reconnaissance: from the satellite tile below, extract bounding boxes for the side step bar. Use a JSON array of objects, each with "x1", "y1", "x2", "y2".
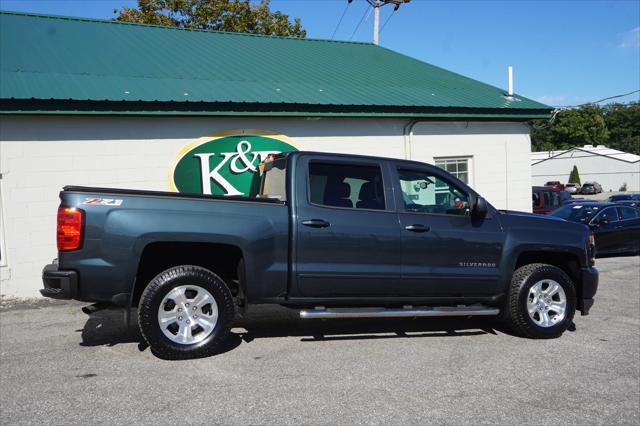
[{"x1": 299, "y1": 306, "x2": 500, "y2": 319}]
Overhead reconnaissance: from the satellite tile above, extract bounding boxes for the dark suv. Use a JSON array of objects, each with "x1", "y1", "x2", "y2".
[{"x1": 580, "y1": 182, "x2": 603, "y2": 194}]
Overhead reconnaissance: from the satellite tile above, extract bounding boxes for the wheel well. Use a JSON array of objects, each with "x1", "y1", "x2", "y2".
[
  {"x1": 132, "y1": 242, "x2": 244, "y2": 306},
  {"x1": 515, "y1": 251, "x2": 581, "y2": 293}
]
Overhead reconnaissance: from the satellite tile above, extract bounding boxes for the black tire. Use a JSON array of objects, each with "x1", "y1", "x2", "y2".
[
  {"x1": 503, "y1": 263, "x2": 576, "y2": 339},
  {"x1": 138, "y1": 265, "x2": 235, "y2": 360}
]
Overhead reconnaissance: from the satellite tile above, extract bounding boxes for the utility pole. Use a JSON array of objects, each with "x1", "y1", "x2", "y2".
[
  {"x1": 364, "y1": 0, "x2": 411, "y2": 45},
  {"x1": 373, "y1": 0, "x2": 380, "y2": 45}
]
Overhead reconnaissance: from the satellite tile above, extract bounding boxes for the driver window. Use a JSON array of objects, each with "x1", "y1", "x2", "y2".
[
  {"x1": 397, "y1": 169, "x2": 470, "y2": 216},
  {"x1": 593, "y1": 208, "x2": 619, "y2": 224}
]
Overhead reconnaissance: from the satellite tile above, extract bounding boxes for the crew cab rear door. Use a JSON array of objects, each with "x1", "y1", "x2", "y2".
[
  {"x1": 391, "y1": 163, "x2": 505, "y2": 296},
  {"x1": 290, "y1": 155, "x2": 401, "y2": 297}
]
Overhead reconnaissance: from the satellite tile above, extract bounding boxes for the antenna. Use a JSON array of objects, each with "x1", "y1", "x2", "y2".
[{"x1": 508, "y1": 66, "x2": 514, "y2": 97}]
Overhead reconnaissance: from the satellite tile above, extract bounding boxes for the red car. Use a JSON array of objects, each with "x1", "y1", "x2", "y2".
[{"x1": 545, "y1": 181, "x2": 565, "y2": 190}]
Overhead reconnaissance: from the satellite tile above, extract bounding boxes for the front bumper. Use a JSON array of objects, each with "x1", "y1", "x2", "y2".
[
  {"x1": 578, "y1": 266, "x2": 598, "y2": 315},
  {"x1": 41, "y1": 262, "x2": 78, "y2": 299}
]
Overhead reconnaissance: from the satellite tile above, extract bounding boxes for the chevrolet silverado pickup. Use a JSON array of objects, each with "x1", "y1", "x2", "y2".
[{"x1": 42, "y1": 151, "x2": 599, "y2": 359}]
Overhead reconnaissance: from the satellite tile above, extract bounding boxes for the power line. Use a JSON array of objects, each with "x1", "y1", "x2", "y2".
[
  {"x1": 556, "y1": 89, "x2": 640, "y2": 109},
  {"x1": 379, "y1": 9, "x2": 395, "y2": 33},
  {"x1": 349, "y1": 4, "x2": 372, "y2": 41},
  {"x1": 331, "y1": 1, "x2": 351, "y2": 40},
  {"x1": 532, "y1": 89, "x2": 640, "y2": 130}
]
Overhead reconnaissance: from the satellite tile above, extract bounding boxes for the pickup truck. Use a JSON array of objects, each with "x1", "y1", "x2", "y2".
[{"x1": 42, "y1": 151, "x2": 599, "y2": 359}]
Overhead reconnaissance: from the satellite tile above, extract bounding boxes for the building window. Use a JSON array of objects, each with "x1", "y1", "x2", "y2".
[{"x1": 435, "y1": 157, "x2": 471, "y2": 185}]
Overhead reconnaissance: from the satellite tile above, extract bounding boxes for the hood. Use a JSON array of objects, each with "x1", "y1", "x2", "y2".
[
  {"x1": 498, "y1": 209, "x2": 591, "y2": 235},
  {"x1": 499, "y1": 210, "x2": 567, "y2": 222}
]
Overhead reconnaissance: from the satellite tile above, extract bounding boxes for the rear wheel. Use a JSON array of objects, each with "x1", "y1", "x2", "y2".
[
  {"x1": 138, "y1": 265, "x2": 235, "y2": 359},
  {"x1": 504, "y1": 263, "x2": 576, "y2": 339}
]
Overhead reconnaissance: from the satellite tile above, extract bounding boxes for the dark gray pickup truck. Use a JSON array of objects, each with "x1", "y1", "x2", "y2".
[{"x1": 42, "y1": 151, "x2": 598, "y2": 359}]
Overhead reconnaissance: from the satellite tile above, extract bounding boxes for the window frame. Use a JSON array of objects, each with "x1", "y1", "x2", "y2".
[
  {"x1": 305, "y1": 159, "x2": 390, "y2": 213},
  {"x1": 434, "y1": 156, "x2": 473, "y2": 187},
  {"x1": 590, "y1": 207, "x2": 619, "y2": 224},
  {"x1": 394, "y1": 165, "x2": 474, "y2": 218},
  {"x1": 617, "y1": 206, "x2": 639, "y2": 221}
]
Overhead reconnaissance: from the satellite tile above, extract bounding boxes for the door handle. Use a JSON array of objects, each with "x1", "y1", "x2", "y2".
[
  {"x1": 404, "y1": 224, "x2": 430, "y2": 233},
  {"x1": 302, "y1": 219, "x2": 330, "y2": 228}
]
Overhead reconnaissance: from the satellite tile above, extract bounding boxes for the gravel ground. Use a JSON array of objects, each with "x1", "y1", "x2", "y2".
[{"x1": 1, "y1": 256, "x2": 638, "y2": 425}]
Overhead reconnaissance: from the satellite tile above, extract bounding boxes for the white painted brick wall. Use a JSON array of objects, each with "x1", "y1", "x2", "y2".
[{"x1": 0, "y1": 115, "x2": 532, "y2": 298}]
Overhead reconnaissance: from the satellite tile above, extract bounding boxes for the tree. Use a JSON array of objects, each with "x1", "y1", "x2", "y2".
[
  {"x1": 115, "y1": 0, "x2": 306, "y2": 37},
  {"x1": 603, "y1": 102, "x2": 640, "y2": 156},
  {"x1": 550, "y1": 106, "x2": 609, "y2": 147},
  {"x1": 531, "y1": 102, "x2": 640, "y2": 155},
  {"x1": 531, "y1": 106, "x2": 608, "y2": 153},
  {"x1": 568, "y1": 165, "x2": 581, "y2": 185}
]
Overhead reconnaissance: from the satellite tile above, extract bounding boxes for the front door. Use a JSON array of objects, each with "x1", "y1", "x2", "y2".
[
  {"x1": 393, "y1": 166, "x2": 505, "y2": 296},
  {"x1": 616, "y1": 206, "x2": 640, "y2": 254},
  {"x1": 293, "y1": 157, "x2": 402, "y2": 297},
  {"x1": 590, "y1": 206, "x2": 620, "y2": 255}
]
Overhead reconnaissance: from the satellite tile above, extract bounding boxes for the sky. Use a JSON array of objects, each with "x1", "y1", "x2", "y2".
[{"x1": 1, "y1": 0, "x2": 638, "y2": 107}]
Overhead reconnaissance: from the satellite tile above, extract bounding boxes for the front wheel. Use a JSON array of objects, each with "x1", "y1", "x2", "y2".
[
  {"x1": 504, "y1": 263, "x2": 576, "y2": 339},
  {"x1": 138, "y1": 265, "x2": 235, "y2": 359}
]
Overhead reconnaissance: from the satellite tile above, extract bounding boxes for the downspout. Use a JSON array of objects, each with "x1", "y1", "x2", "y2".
[{"x1": 402, "y1": 119, "x2": 428, "y2": 160}]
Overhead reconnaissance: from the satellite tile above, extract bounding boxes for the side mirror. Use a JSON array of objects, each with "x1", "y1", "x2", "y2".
[{"x1": 472, "y1": 196, "x2": 488, "y2": 218}]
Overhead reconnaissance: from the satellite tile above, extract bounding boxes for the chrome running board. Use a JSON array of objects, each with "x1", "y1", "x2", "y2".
[{"x1": 299, "y1": 306, "x2": 500, "y2": 319}]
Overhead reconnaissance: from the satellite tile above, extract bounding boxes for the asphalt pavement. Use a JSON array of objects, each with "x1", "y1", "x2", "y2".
[{"x1": 1, "y1": 256, "x2": 638, "y2": 425}]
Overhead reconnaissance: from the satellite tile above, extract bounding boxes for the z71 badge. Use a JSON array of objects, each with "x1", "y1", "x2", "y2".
[{"x1": 83, "y1": 198, "x2": 123, "y2": 206}]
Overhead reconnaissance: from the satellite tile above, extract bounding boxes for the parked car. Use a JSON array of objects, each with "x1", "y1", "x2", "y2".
[
  {"x1": 580, "y1": 182, "x2": 602, "y2": 194},
  {"x1": 608, "y1": 193, "x2": 640, "y2": 202},
  {"x1": 41, "y1": 152, "x2": 598, "y2": 359},
  {"x1": 545, "y1": 181, "x2": 565, "y2": 190},
  {"x1": 565, "y1": 183, "x2": 581, "y2": 194},
  {"x1": 550, "y1": 202, "x2": 640, "y2": 258},
  {"x1": 532, "y1": 186, "x2": 571, "y2": 214}
]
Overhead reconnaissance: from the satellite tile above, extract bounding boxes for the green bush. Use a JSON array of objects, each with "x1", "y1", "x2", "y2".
[{"x1": 569, "y1": 165, "x2": 581, "y2": 185}]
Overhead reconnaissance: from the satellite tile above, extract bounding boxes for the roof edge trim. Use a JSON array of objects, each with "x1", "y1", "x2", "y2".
[{"x1": 0, "y1": 99, "x2": 552, "y2": 120}]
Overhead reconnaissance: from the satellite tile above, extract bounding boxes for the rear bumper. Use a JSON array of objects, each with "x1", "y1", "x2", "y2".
[
  {"x1": 578, "y1": 266, "x2": 598, "y2": 316},
  {"x1": 41, "y1": 262, "x2": 78, "y2": 299}
]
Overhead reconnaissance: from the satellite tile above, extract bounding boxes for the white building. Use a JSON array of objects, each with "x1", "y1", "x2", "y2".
[
  {"x1": 531, "y1": 145, "x2": 640, "y2": 192},
  {"x1": 0, "y1": 12, "x2": 551, "y2": 298}
]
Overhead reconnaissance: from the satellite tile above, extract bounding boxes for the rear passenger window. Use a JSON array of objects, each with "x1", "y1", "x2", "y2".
[
  {"x1": 308, "y1": 162, "x2": 385, "y2": 210},
  {"x1": 619, "y1": 207, "x2": 639, "y2": 220}
]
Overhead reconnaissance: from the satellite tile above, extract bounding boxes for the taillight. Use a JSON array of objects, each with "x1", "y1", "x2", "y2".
[{"x1": 57, "y1": 206, "x2": 83, "y2": 251}]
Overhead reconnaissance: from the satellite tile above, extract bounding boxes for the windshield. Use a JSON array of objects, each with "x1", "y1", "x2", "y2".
[{"x1": 550, "y1": 204, "x2": 602, "y2": 223}]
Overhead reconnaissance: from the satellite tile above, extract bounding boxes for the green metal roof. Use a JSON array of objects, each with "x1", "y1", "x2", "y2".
[{"x1": 0, "y1": 11, "x2": 552, "y2": 118}]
